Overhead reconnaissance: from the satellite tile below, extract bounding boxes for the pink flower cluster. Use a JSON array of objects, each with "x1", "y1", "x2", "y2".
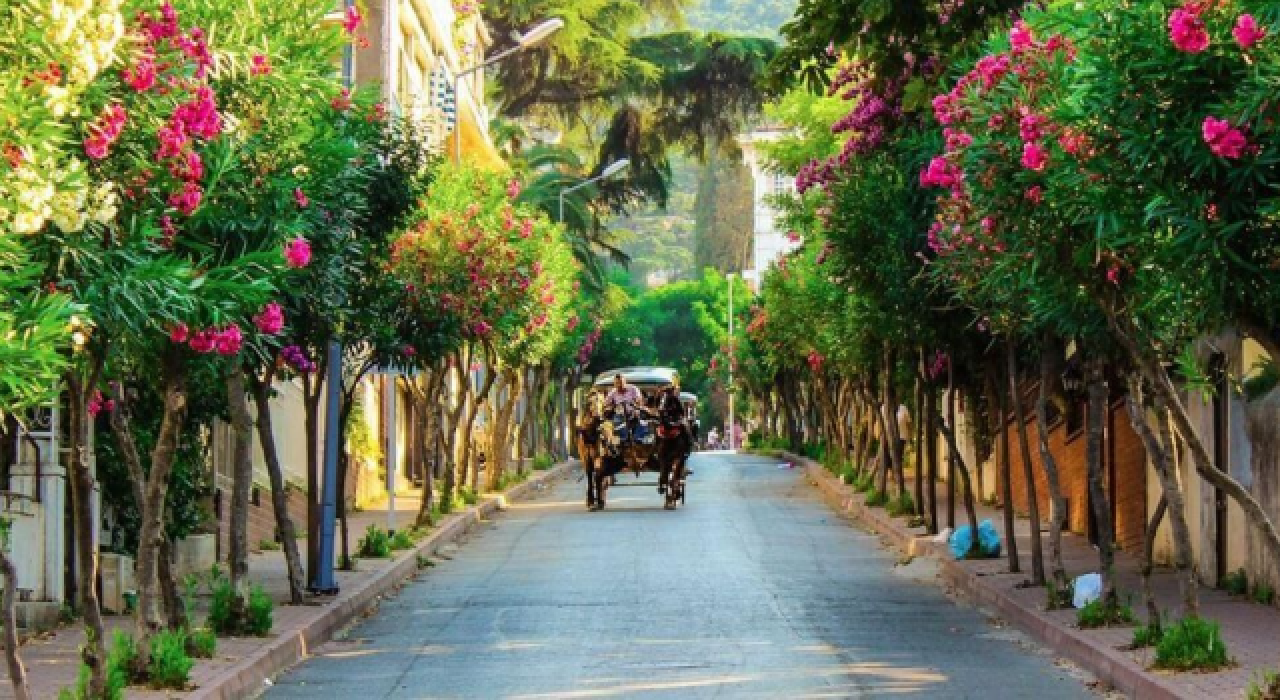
[
  {"x1": 343, "y1": 5, "x2": 362, "y2": 34},
  {"x1": 1021, "y1": 142, "x2": 1049, "y2": 171},
  {"x1": 576, "y1": 327, "x2": 603, "y2": 365},
  {"x1": 253, "y1": 302, "x2": 285, "y2": 334},
  {"x1": 87, "y1": 390, "x2": 116, "y2": 417},
  {"x1": 172, "y1": 323, "x2": 243, "y2": 356},
  {"x1": 250, "y1": 54, "x2": 272, "y2": 76},
  {"x1": 806, "y1": 350, "x2": 824, "y2": 373},
  {"x1": 122, "y1": 50, "x2": 157, "y2": 91},
  {"x1": 293, "y1": 187, "x2": 309, "y2": 209},
  {"x1": 919, "y1": 156, "x2": 963, "y2": 189},
  {"x1": 1202, "y1": 116, "x2": 1248, "y2": 159},
  {"x1": 1234, "y1": 14, "x2": 1267, "y2": 49},
  {"x1": 84, "y1": 104, "x2": 128, "y2": 160},
  {"x1": 283, "y1": 237, "x2": 312, "y2": 268},
  {"x1": 1169, "y1": 4, "x2": 1210, "y2": 53},
  {"x1": 168, "y1": 181, "x2": 203, "y2": 215},
  {"x1": 506, "y1": 179, "x2": 522, "y2": 199}
]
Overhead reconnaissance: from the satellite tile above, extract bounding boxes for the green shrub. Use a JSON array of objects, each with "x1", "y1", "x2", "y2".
[
  {"x1": 258, "y1": 539, "x2": 281, "y2": 551},
  {"x1": 1154, "y1": 617, "x2": 1231, "y2": 671},
  {"x1": 1223, "y1": 568, "x2": 1250, "y2": 596},
  {"x1": 1247, "y1": 669, "x2": 1280, "y2": 700},
  {"x1": 886, "y1": 492, "x2": 916, "y2": 517},
  {"x1": 146, "y1": 629, "x2": 193, "y2": 689},
  {"x1": 246, "y1": 585, "x2": 273, "y2": 636},
  {"x1": 1131, "y1": 622, "x2": 1163, "y2": 649},
  {"x1": 1044, "y1": 582, "x2": 1073, "y2": 611},
  {"x1": 459, "y1": 488, "x2": 479, "y2": 506},
  {"x1": 188, "y1": 627, "x2": 216, "y2": 659},
  {"x1": 840, "y1": 465, "x2": 857, "y2": 484},
  {"x1": 63, "y1": 629, "x2": 141, "y2": 699},
  {"x1": 865, "y1": 489, "x2": 889, "y2": 507},
  {"x1": 357, "y1": 524, "x2": 392, "y2": 558},
  {"x1": 1253, "y1": 583, "x2": 1276, "y2": 606},
  {"x1": 1076, "y1": 599, "x2": 1136, "y2": 629},
  {"x1": 208, "y1": 574, "x2": 273, "y2": 636},
  {"x1": 390, "y1": 529, "x2": 415, "y2": 551},
  {"x1": 532, "y1": 454, "x2": 554, "y2": 470}
]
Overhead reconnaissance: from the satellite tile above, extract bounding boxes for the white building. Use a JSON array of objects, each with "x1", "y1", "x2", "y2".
[{"x1": 738, "y1": 128, "x2": 801, "y2": 290}]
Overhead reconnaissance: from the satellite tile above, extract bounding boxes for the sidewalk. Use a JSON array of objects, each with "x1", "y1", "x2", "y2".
[
  {"x1": 0, "y1": 462, "x2": 575, "y2": 699},
  {"x1": 784, "y1": 451, "x2": 1280, "y2": 699}
]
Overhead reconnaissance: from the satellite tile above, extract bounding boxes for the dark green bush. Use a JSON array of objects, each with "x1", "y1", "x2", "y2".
[
  {"x1": 1253, "y1": 583, "x2": 1276, "y2": 606},
  {"x1": 1223, "y1": 568, "x2": 1250, "y2": 596},
  {"x1": 358, "y1": 524, "x2": 392, "y2": 558},
  {"x1": 1131, "y1": 622, "x2": 1163, "y2": 649},
  {"x1": 865, "y1": 489, "x2": 889, "y2": 507},
  {"x1": 1154, "y1": 617, "x2": 1230, "y2": 671},
  {"x1": 390, "y1": 529, "x2": 415, "y2": 551},
  {"x1": 147, "y1": 629, "x2": 193, "y2": 689},
  {"x1": 246, "y1": 585, "x2": 273, "y2": 636},
  {"x1": 208, "y1": 574, "x2": 273, "y2": 637}
]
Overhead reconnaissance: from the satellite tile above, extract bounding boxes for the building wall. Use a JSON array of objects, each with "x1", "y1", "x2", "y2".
[{"x1": 737, "y1": 129, "x2": 801, "y2": 284}]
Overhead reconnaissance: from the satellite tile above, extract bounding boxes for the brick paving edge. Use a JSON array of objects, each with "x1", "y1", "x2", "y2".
[
  {"x1": 777, "y1": 450, "x2": 1190, "y2": 700},
  {"x1": 187, "y1": 460, "x2": 577, "y2": 700}
]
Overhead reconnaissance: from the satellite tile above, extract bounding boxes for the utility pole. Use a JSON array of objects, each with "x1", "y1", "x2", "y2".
[{"x1": 727, "y1": 272, "x2": 735, "y2": 450}]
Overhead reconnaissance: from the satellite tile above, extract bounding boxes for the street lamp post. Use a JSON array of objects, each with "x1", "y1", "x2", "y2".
[
  {"x1": 452, "y1": 18, "x2": 563, "y2": 164},
  {"x1": 727, "y1": 272, "x2": 735, "y2": 451},
  {"x1": 558, "y1": 158, "x2": 630, "y2": 225}
]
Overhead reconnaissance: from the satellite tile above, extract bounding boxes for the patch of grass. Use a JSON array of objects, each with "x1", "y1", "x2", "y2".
[
  {"x1": 357, "y1": 524, "x2": 392, "y2": 558},
  {"x1": 1223, "y1": 567, "x2": 1250, "y2": 596},
  {"x1": 1076, "y1": 599, "x2": 1136, "y2": 629},
  {"x1": 1247, "y1": 669, "x2": 1280, "y2": 700},
  {"x1": 532, "y1": 454, "x2": 555, "y2": 470},
  {"x1": 258, "y1": 539, "x2": 281, "y2": 551},
  {"x1": 864, "y1": 489, "x2": 889, "y2": 507},
  {"x1": 1154, "y1": 616, "x2": 1231, "y2": 671},
  {"x1": 839, "y1": 465, "x2": 858, "y2": 485},
  {"x1": 1131, "y1": 622, "x2": 1163, "y2": 649},
  {"x1": 187, "y1": 627, "x2": 216, "y2": 659},
  {"x1": 853, "y1": 471, "x2": 875, "y2": 493},
  {"x1": 389, "y1": 529, "x2": 415, "y2": 551},
  {"x1": 147, "y1": 629, "x2": 193, "y2": 690}
]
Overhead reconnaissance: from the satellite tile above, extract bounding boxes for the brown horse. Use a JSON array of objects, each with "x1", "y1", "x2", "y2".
[
  {"x1": 654, "y1": 387, "x2": 692, "y2": 510},
  {"x1": 576, "y1": 391, "x2": 607, "y2": 510}
]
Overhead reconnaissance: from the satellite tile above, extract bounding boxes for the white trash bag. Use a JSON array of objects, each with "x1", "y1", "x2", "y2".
[{"x1": 1072, "y1": 572, "x2": 1103, "y2": 609}]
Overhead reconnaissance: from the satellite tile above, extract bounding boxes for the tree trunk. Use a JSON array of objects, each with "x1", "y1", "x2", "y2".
[
  {"x1": 935, "y1": 408, "x2": 981, "y2": 552},
  {"x1": 883, "y1": 344, "x2": 906, "y2": 499},
  {"x1": 133, "y1": 355, "x2": 188, "y2": 641},
  {"x1": 1085, "y1": 360, "x2": 1117, "y2": 605},
  {"x1": 1008, "y1": 341, "x2": 1044, "y2": 585},
  {"x1": 225, "y1": 368, "x2": 254, "y2": 628},
  {"x1": 1125, "y1": 375, "x2": 1198, "y2": 617},
  {"x1": 249, "y1": 370, "x2": 306, "y2": 604},
  {"x1": 488, "y1": 367, "x2": 523, "y2": 490},
  {"x1": 0, "y1": 545, "x2": 30, "y2": 700},
  {"x1": 412, "y1": 368, "x2": 444, "y2": 527},
  {"x1": 301, "y1": 369, "x2": 324, "y2": 589},
  {"x1": 463, "y1": 345, "x2": 499, "y2": 494},
  {"x1": 995, "y1": 369, "x2": 1021, "y2": 574},
  {"x1": 1141, "y1": 495, "x2": 1168, "y2": 629},
  {"x1": 913, "y1": 359, "x2": 924, "y2": 518},
  {"x1": 925, "y1": 382, "x2": 939, "y2": 534},
  {"x1": 66, "y1": 367, "x2": 107, "y2": 696},
  {"x1": 946, "y1": 362, "x2": 958, "y2": 530},
  {"x1": 1035, "y1": 340, "x2": 1070, "y2": 591}
]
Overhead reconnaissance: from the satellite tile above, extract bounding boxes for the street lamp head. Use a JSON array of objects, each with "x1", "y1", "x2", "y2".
[
  {"x1": 516, "y1": 18, "x2": 564, "y2": 48},
  {"x1": 600, "y1": 158, "x2": 630, "y2": 179}
]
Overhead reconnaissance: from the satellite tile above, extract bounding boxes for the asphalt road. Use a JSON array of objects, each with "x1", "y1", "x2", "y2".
[{"x1": 263, "y1": 451, "x2": 1098, "y2": 699}]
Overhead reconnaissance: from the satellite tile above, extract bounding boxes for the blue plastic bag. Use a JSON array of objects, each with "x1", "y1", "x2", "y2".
[{"x1": 949, "y1": 519, "x2": 1002, "y2": 559}]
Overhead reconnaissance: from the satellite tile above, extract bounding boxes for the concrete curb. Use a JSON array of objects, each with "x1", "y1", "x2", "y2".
[
  {"x1": 782, "y1": 451, "x2": 1187, "y2": 700},
  {"x1": 188, "y1": 461, "x2": 576, "y2": 700}
]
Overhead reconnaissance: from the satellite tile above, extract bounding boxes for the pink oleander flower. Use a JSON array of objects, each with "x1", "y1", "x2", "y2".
[
  {"x1": 567, "y1": 316, "x2": 580, "y2": 331},
  {"x1": 1203, "y1": 116, "x2": 1248, "y2": 159},
  {"x1": 532, "y1": 260, "x2": 544, "y2": 277},
  {"x1": 520, "y1": 219, "x2": 534, "y2": 239},
  {"x1": 1025, "y1": 185, "x2": 1044, "y2": 204},
  {"x1": 1169, "y1": 4, "x2": 1210, "y2": 53},
  {"x1": 403, "y1": 345, "x2": 416, "y2": 357},
  {"x1": 84, "y1": 137, "x2": 109, "y2": 160},
  {"x1": 250, "y1": 54, "x2": 271, "y2": 76},
  {"x1": 170, "y1": 150, "x2": 203, "y2": 182},
  {"x1": 253, "y1": 302, "x2": 284, "y2": 334},
  {"x1": 168, "y1": 182, "x2": 203, "y2": 215},
  {"x1": 169, "y1": 323, "x2": 190, "y2": 343},
  {"x1": 1010, "y1": 20, "x2": 1036, "y2": 52},
  {"x1": 506, "y1": 179, "x2": 521, "y2": 199},
  {"x1": 293, "y1": 187, "x2": 308, "y2": 208},
  {"x1": 156, "y1": 122, "x2": 188, "y2": 160},
  {"x1": 161, "y1": 215, "x2": 178, "y2": 246},
  {"x1": 123, "y1": 54, "x2": 157, "y2": 91},
  {"x1": 283, "y1": 237, "x2": 312, "y2": 268},
  {"x1": 331, "y1": 88, "x2": 353, "y2": 111},
  {"x1": 472, "y1": 320, "x2": 492, "y2": 337},
  {"x1": 1021, "y1": 141, "x2": 1049, "y2": 171},
  {"x1": 1019, "y1": 113, "x2": 1047, "y2": 143},
  {"x1": 807, "y1": 350, "x2": 824, "y2": 372},
  {"x1": 1234, "y1": 14, "x2": 1267, "y2": 49},
  {"x1": 785, "y1": 231, "x2": 801, "y2": 243},
  {"x1": 215, "y1": 324, "x2": 243, "y2": 356},
  {"x1": 1106, "y1": 266, "x2": 1122, "y2": 285},
  {"x1": 189, "y1": 328, "x2": 217, "y2": 354},
  {"x1": 173, "y1": 87, "x2": 221, "y2": 140},
  {"x1": 343, "y1": 5, "x2": 362, "y2": 33}
]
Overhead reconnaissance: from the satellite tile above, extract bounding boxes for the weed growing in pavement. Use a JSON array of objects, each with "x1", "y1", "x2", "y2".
[
  {"x1": 1253, "y1": 583, "x2": 1276, "y2": 606},
  {"x1": 886, "y1": 492, "x2": 915, "y2": 517},
  {"x1": 1223, "y1": 568, "x2": 1250, "y2": 596},
  {"x1": 458, "y1": 488, "x2": 479, "y2": 507},
  {"x1": 1076, "y1": 598, "x2": 1136, "y2": 629},
  {"x1": 208, "y1": 571, "x2": 274, "y2": 636},
  {"x1": 532, "y1": 454, "x2": 555, "y2": 470},
  {"x1": 865, "y1": 489, "x2": 889, "y2": 507},
  {"x1": 1154, "y1": 616, "x2": 1231, "y2": 671},
  {"x1": 853, "y1": 471, "x2": 875, "y2": 493},
  {"x1": 358, "y1": 524, "x2": 393, "y2": 558},
  {"x1": 258, "y1": 539, "x2": 281, "y2": 551},
  {"x1": 390, "y1": 529, "x2": 415, "y2": 551},
  {"x1": 187, "y1": 627, "x2": 216, "y2": 659},
  {"x1": 147, "y1": 629, "x2": 194, "y2": 689},
  {"x1": 1131, "y1": 621, "x2": 1163, "y2": 649},
  {"x1": 1247, "y1": 669, "x2": 1280, "y2": 700}
]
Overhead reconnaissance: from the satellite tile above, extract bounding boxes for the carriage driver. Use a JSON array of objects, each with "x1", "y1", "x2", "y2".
[{"x1": 605, "y1": 373, "x2": 648, "y2": 442}]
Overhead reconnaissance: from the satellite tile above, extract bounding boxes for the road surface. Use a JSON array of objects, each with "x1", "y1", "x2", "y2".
[{"x1": 264, "y1": 451, "x2": 1097, "y2": 699}]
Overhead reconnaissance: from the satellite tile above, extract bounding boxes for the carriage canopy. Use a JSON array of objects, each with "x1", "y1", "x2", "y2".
[{"x1": 591, "y1": 367, "x2": 680, "y2": 391}]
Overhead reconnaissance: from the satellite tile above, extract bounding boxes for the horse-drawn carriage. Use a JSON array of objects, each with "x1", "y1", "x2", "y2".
[{"x1": 576, "y1": 367, "x2": 697, "y2": 511}]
